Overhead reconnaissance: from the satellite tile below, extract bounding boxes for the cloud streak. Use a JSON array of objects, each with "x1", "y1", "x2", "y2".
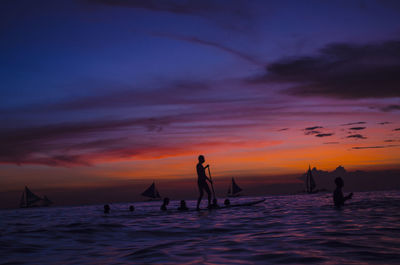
[
  {"x1": 352, "y1": 145, "x2": 400, "y2": 149},
  {"x1": 380, "y1": 105, "x2": 400, "y2": 112},
  {"x1": 152, "y1": 32, "x2": 263, "y2": 66},
  {"x1": 305, "y1": 126, "x2": 323, "y2": 130},
  {"x1": 315, "y1": 133, "x2": 333, "y2": 137},
  {"x1": 347, "y1": 134, "x2": 367, "y2": 139},
  {"x1": 349, "y1": 127, "x2": 366, "y2": 130},
  {"x1": 341, "y1": 122, "x2": 366, "y2": 126}
]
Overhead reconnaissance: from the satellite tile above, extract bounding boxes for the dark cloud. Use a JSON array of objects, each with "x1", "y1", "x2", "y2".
[
  {"x1": 315, "y1": 133, "x2": 333, "y2": 137},
  {"x1": 250, "y1": 40, "x2": 400, "y2": 99},
  {"x1": 323, "y1": 142, "x2": 339, "y2": 144},
  {"x1": 347, "y1": 134, "x2": 367, "y2": 139},
  {"x1": 384, "y1": 140, "x2": 395, "y2": 142},
  {"x1": 352, "y1": 145, "x2": 399, "y2": 149},
  {"x1": 305, "y1": 126, "x2": 323, "y2": 130},
  {"x1": 380, "y1": 105, "x2": 400, "y2": 112},
  {"x1": 378, "y1": 122, "x2": 392, "y2": 125},
  {"x1": 0, "y1": 101, "x2": 287, "y2": 167},
  {"x1": 349, "y1": 127, "x2": 366, "y2": 130},
  {"x1": 278, "y1": 128, "x2": 289, "y2": 131},
  {"x1": 340, "y1": 122, "x2": 366, "y2": 126},
  {"x1": 394, "y1": 128, "x2": 400, "y2": 131},
  {"x1": 305, "y1": 130, "x2": 321, "y2": 135}
]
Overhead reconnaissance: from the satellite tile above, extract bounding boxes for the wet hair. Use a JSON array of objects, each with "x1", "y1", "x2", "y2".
[
  {"x1": 198, "y1": 155, "x2": 205, "y2": 161},
  {"x1": 224, "y1": 199, "x2": 230, "y2": 206},
  {"x1": 104, "y1": 204, "x2": 110, "y2": 214},
  {"x1": 129, "y1": 205, "x2": 134, "y2": 212},
  {"x1": 334, "y1": 177, "x2": 344, "y2": 187}
]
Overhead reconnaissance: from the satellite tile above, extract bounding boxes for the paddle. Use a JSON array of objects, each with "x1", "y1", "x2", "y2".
[{"x1": 207, "y1": 166, "x2": 217, "y2": 202}]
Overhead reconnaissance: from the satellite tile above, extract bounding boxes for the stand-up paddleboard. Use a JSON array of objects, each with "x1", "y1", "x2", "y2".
[
  {"x1": 189, "y1": 198, "x2": 266, "y2": 212},
  {"x1": 228, "y1": 198, "x2": 266, "y2": 208}
]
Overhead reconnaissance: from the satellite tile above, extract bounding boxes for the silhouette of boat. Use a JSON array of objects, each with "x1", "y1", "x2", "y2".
[
  {"x1": 141, "y1": 182, "x2": 161, "y2": 201},
  {"x1": 305, "y1": 165, "x2": 318, "y2": 194},
  {"x1": 20, "y1": 186, "x2": 53, "y2": 208},
  {"x1": 227, "y1": 177, "x2": 243, "y2": 197}
]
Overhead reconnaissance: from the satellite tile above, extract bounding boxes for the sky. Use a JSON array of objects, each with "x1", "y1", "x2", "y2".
[{"x1": 1, "y1": 0, "x2": 400, "y2": 196}]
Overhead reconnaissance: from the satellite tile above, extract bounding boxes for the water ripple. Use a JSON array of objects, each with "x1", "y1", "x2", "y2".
[{"x1": 0, "y1": 191, "x2": 399, "y2": 264}]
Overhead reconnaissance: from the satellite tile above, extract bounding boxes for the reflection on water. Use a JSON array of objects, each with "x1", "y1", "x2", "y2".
[{"x1": 1, "y1": 191, "x2": 400, "y2": 264}]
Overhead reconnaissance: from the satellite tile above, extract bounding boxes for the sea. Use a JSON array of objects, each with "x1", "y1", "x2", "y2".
[{"x1": 1, "y1": 190, "x2": 400, "y2": 264}]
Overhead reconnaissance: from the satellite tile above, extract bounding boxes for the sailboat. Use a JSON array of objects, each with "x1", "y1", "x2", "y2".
[
  {"x1": 141, "y1": 182, "x2": 161, "y2": 201},
  {"x1": 42, "y1": 195, "x2": 53, "y2": 206},
  {"x1": 227, "y1": 177, "x2": 243, "y2": 197},
  {"x1": 305, "y1": 165, "x2": 317, "y2": 194},
  {"x1": 20, "y1": 186, "x2": 53, "y2": 208}
]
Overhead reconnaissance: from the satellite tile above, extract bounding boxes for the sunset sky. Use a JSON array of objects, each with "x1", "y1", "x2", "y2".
[{"x1": 1, "y1": 0, "x2": 400, "y2": 193}]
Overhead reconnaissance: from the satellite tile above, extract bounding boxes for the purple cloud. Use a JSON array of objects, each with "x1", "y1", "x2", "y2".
[
  {"x1": 152, "y1": 33, "x2": 263, "y2": 66},
  {"x1": 315, "y1": 133, "x2": 333, "y2": 137},
  {"x1": 380, "y1": 105, "x2": 400, "y2": 112},
  {"x1": 249, "y1": 40, "x2": 400, "y2": 99},
  {"x1": 340, "y1": 122, "x2": 366, "y2": 126},
  {"x1": 352, "y1": 145, "x2": 399, "y2": 149}
]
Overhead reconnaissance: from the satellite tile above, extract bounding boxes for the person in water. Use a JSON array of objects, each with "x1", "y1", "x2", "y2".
[
  {"x1": 224, "y1": 199, "x2": 231, "y2": 206},
  {"x1": 177, "y1": 200, "x2": 189, "y2": 211},
  {"x1": 129, "y1": 205, "x2": 135, "y2": 212},
  {"x1": 161, "y1": 197, "x2": 170, "y2": 211},
  {"x1": 333, "y1": 177, "x2": 353, "y2": 207},
  {"x1": 104, "y1": 204, "x2": 110, "y2": 214},
  {"x1": 196, "y1": 155, "x2": 212, "y2": 210}
]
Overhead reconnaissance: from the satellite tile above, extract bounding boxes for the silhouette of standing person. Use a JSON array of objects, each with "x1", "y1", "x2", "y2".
[
  {"x1": 333, "y1": 177, "x2": 353, "y2": 207},
  {"x1": 196, "y1": 155, "x2": 212, "y2": 210}
]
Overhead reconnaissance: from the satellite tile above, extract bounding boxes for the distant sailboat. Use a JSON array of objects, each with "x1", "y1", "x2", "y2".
[
  {"x1": 141, "y1": 182, "x2": 161, "y2": 200},
  {"x1": 227, "y1": 178, "x2": 243, "y2": 197},
  {"x1": 305, "y1": 165, "x2": 317, "y2": 194},
  {"x1": 42, "y1": 195, "x2": 53, "y2": 206},
  {"x1": 20, "y1": 186, "x2": 53, "y2": 208}
]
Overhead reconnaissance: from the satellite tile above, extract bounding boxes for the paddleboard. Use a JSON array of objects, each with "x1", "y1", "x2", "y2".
[{"x1": 181, "y1": 198, "x2": 266, "y2": 212}]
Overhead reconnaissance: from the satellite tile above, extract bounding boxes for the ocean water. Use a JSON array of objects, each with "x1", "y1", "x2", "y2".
[{"x1": 1, "y1": 191, "x2": 400, "y2": 265}]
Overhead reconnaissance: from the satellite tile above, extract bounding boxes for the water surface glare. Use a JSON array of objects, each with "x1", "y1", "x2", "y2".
[{"x1": 1, "y1": 191, "x2": 400, "y2": 264}]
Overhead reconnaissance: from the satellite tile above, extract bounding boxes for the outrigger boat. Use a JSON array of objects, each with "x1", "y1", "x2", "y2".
[
  {"x1": 227, "y1": 177, "x2": 243, "y2": 197},
  {"x1": 305, "y1": 165, "x2": 318, "y2": 194},
  {"x1": 191, "y1": 198, "x2": 266, "y2": 212},
  {"x1": 20, "y1": 186, "x2": 52, "y2": 208},
  {"x1": 141, "y1": 182, "x2": 162, "y2": 201}
]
